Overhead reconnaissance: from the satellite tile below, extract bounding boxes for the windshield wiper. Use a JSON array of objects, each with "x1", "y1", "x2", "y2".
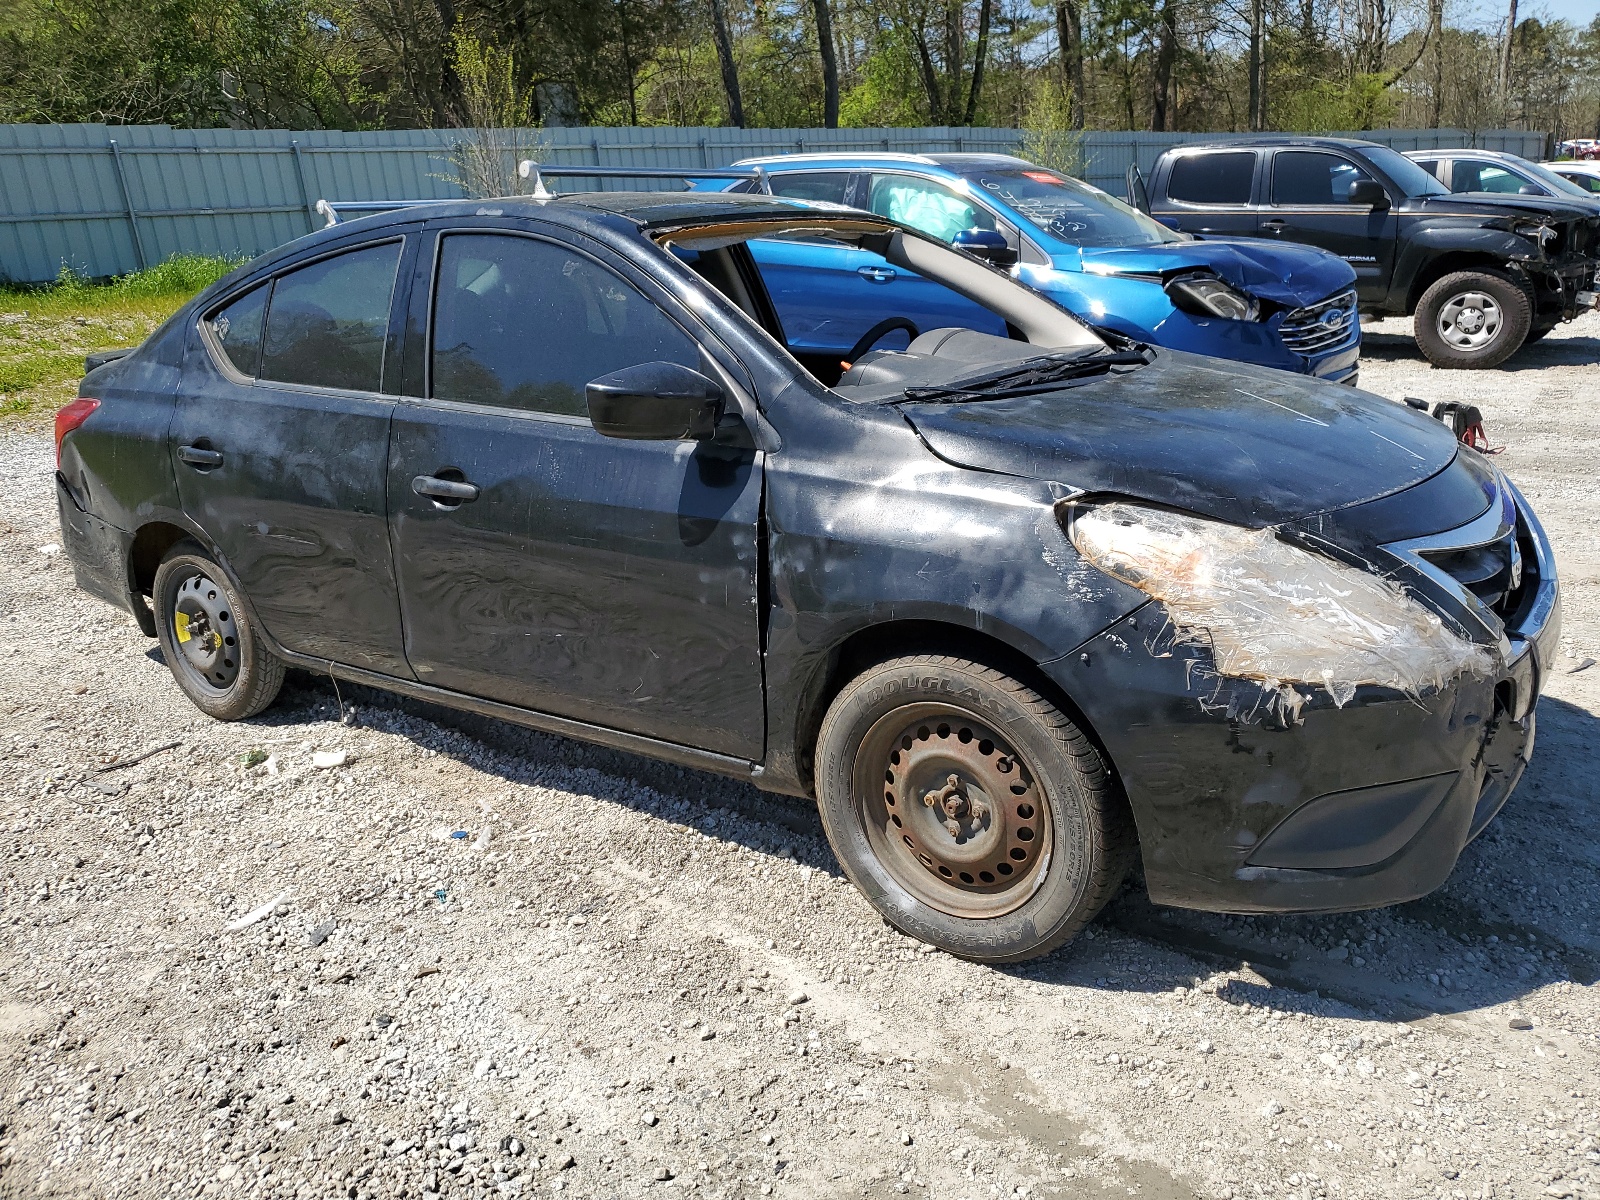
[{"x1": 900, "y1": 346, "x2": 1150, "y2": 404}]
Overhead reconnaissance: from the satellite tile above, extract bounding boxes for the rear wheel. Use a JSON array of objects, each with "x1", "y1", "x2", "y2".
[
  {"x1": 815, "y1": 654, "x2": 1135, "y2": 963},
  {"x1": 153, "y1": 543, "x2": 284, "y2": 720},
  {"x1": 1413, "y1": 269, "x2": 1531, "y2": 369}
]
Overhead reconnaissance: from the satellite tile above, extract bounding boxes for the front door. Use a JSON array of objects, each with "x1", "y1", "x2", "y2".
[
  {"x1": 388, "y1": 226, "x2": 766, "y2": 759},
  {"x1": 170, "y1": 234, "x2": 414, "y2": 676},
  {"x1": 1261, "y1": 149, "x2": 1398, "y2": 304}
]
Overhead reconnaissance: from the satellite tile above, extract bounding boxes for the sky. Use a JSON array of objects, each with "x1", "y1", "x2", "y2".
[{"x1": 1466, "y1": 0, "x2": 1600, "y2": 28}]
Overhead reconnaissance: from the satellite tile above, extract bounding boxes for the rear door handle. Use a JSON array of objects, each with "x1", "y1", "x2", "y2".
[
  {"x1": 1262, "y1": 219, "x2": 1287, "y2": 234},
  {"x1": 411, "y1": 474, "x2": 480, "y2": 504},
  {"x1": 178, "y1": 445, "x2": 224, "y2": 468},
  {"x1": 857, "y1": 266, "x2": 896, "y2": 283}
]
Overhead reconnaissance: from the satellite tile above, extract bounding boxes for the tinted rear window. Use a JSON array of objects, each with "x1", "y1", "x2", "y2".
[
  {"x1": 769, "y1": 173, "x2": 852, "y2": 204},
  {"x1": 260, "y1": 242, "x2": 402, "y2": 393},
  {"x1": 208, "y1": 284, "x2": 267, "y2": 377},
  {"x1": 1167, "y1": 152, "x2": 1256, "y2": 205}
]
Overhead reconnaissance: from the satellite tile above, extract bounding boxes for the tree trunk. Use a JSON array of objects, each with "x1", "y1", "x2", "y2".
[
  {"x1": 962, "y1": 0, "x2": 993, "y2": 126},
  {"x1": 1499, "y1": 0, "x2": 1518, "y2": 114},
  {"x1": 812, "y1": 0, "x2": 839, "y2": 128},
  {"x1": 709, "y1": 0, "x2": 744, "y2": 127},
  {"x1": 1151, "y1": 0, "x2": 1178, "y2": 132},
  {"x1": 1247, "y1": 0, "x2": 1266, "y2": 132},
  {"x1": 433, "y1": 0, "x2": 464, "y2": 126},
  {"x1": 1054, "y1": 0, "x2": 1086, "y2": 130},
  {"x1": 910, "y1": 19, "x2": 945, "y2": 124},
  {"x1": 617, "y1": 0, "x2": 639, "y2": 126}
]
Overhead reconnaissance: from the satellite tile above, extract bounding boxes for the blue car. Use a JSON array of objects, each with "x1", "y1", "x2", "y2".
[{"x1": 703, "y1": 153, "x2": 1361, "y2": 383}]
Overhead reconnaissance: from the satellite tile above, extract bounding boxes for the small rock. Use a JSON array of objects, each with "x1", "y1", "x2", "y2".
[
  {"x1": 1509, "y1": 1015, "x2": 1534, "y2": 1030},
  {"x1": 473, "y1": 1055, "x2": 494, "y2": 1079},
  {"x1": 506, "y1": 1138, "x2": 523, "y2": 1155},
  {"x1": 899, "y1": 1131, "x2": 913, "y2": 1146},
  {"x1": 218, "y1": 1164, "x2": 239, "y2": 1181},
  {"x1": 329, "y1": 1110, "x2": 348, "y2": 1126},
  {"x1": 653, "y1": 1166, "x2": 673, "y2": 1181},
  {"x1": 1327, "y1": 946, "x2": 1349, "y2": 961},
  {"x1": 557, "y1": 1153, "x2": 576, "y2": 1170},
  {"x1": 311, "y1": 750, "x2": 349, "y2": 769},
  {"x1": 38, "y1": 543, "x2": 61, "y2": 557},
  {"x1": 1260, "y1": 1100, "x2": 1283, "y2": 1117},
  {"x1": 761, "y1": 1132, "x2": 774, "y2": 1146},
  {"x1": 698, "y1": 1029, "x2": 715, "y2": 1041},
  {"x1": 642, "y1": 1111, "x2": 658, "y2": 1127},
  {"x1": 1197, "y1": 1040, "x2": 1214, "y2": 1054},
  {"x1": 305, "y1": 920, "x2": 336, "y2": 947},
  {"x1": 787, "y1": 991, "x2": 809, "y2": 1006}
]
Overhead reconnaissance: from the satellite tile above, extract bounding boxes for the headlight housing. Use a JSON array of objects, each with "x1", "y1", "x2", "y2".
[
  {"x1": 1513, "y1": 220, "x2": 1558, "y2": 250},
  {"x1": 1164, "y1": 275, "x2": 1260, "y2": 321},
  {"x1": 1067, "y1": 502, "x2": 1495, "y2": 707}
]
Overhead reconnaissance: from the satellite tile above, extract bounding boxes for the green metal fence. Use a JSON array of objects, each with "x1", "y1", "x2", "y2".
[{"x1": 0, "y1": 123, "x2": 1549, "y2": 284}]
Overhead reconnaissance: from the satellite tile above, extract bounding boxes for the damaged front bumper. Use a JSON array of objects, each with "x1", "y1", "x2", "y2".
[{"x1": 1045, "y1": 478, "x2": 1560, "y2": 915}]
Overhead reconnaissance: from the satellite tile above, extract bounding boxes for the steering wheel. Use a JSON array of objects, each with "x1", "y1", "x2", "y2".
[{"x1": 844, "y1": 317, "x2": 920, "y2": 364}]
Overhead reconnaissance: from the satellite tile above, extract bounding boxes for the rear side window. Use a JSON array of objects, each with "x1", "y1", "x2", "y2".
[
  {"x1": 1452, "y1": 161, "x2": 1536, "y2": 195},
  {"x1": 769, "y1": 172, "x2": 852, "y2": 204},
  {"x1": 430, "y1": 233, "x2": 701, "y2": 418},
  {"x1": 1271, "y1": 152, "x2": 1375, "y2": 205},
  {"x1": 1167, "y1": 153, "x2": 1256, "y2": 205},
  {"x1": 208, "y1": 284, "x2": 267, "y2": 377},
  {"x1": 260, "y1": 242, "x2": 402, "y2": 393}
]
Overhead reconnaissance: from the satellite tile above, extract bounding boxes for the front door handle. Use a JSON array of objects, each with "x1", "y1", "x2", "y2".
[
  {"x1": 1262, "y1": 219, "x2": 1287, "y2": 235},
  {"x1": 178, "y1": 445, "x2": 224, "y2": 468},
  {"x1": 411, "y1": 474, "x2": 480, "y2": 504},
  {"x1": 857, "y1": 265, "x2": 897, "y2": 283}
]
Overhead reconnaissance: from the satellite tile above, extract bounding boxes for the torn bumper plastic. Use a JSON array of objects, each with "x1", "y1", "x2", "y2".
[{"x1": 1046, "y1": 478, "x2": 1560, "y2": 915}]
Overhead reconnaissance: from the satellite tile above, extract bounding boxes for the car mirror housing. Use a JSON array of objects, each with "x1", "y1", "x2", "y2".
[
  {"x1": 586, "y1": 361, "x2": 726, "y2": 441},
  {"x1": 951, "y1": 228, "x2": 1017, "y2": 267},
  {"x1": 1348, "y1": 178, "x2": 1390, "y2": 208}
]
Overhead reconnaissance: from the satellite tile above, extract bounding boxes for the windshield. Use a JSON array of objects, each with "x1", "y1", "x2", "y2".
[
  {"x1": 1514, "y1": 158, "x2": 1600, "y2": 200},
  {"x1": 1359, "y1": 145, "x2": 1451, "y2": 197},
  {"x1": 956, "y1": 168, "x2": 1183, "y2": 248}
]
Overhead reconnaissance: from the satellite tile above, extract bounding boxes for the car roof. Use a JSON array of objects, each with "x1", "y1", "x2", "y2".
[
  {"x1": 729, "y1": 151, "x2": 1032, "y2": 174},
  {"x1": 1163, "y1": 136, "x2": 1384, "y2": 153},
  {"x1": 1546, "y1": 160, "x2": 1600, "y2": 172},
  {"x1": 1404, "y1": 148, "x2": 1529, "y2": 163}
]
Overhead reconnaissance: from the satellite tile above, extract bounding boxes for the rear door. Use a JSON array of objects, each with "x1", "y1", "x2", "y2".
[
  {"x1": 1151, "y1": 149, "x2": 1262, "y2": 237},
  {"x1": 171, "y1": 232, "x2": 415, "y2": 676},
  {"x1": 1261, "y1": 149, "x2": 1398, "y2": 304},
  {"x1": 387, "y1": 222, "x2": 766, "y2": 758}
]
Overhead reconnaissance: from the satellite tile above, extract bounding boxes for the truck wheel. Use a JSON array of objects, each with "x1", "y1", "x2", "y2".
[
  {"x1": 153, "y1": 542, "x2": 285, "y2": 721},
  {"x1": 1414, "y1": 270, "x2": 1531, "y2": 369},
  {"x1": 815, "y1": 654, "x2": 1136, "y2": 963}
]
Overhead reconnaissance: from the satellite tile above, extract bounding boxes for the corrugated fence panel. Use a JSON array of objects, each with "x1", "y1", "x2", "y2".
[{"x1": 0, "y1": 123, "x2": 1550, "y2": 283}]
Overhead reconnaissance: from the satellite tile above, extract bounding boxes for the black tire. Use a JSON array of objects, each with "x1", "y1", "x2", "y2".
[
  {"x1": 153, "y1": 542, "x2": 285, "y2": 721},
  {"x1": 1413, "y1": 269, "x2": 1532, "y2": 369},
  {"x1": 815, "y1": 654, "x2": 1136, "y2": 963}
]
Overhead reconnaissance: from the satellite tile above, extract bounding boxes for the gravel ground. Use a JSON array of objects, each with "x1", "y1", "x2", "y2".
[{"x1": 2, "y1": 314, "x2": 1599, "y2": 1200}]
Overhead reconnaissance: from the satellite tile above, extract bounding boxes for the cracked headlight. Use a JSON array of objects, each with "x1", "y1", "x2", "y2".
[
  {"x1": 1067, "y1": 501, "x2": 1495, "y2": 706},
  {"x1": 1164, "y1": 275, "x2": 1260, "y2": 321},
  {"x1": 1513, "y1": 220, "x2": 1558, "y2": 250}
]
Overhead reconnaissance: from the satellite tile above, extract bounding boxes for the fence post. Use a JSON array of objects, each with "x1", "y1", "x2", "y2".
[
  {"x1": 107, "y1": 139, "x2": 148, "y2": 272},
  {"x1": 290, "y1": 140, "x2": 318, "y2": 232},
  {"x1": 698, "y1": 137, "x2": 708, "y2": 168}
]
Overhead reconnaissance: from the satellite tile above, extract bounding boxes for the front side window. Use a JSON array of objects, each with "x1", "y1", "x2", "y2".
[
  {"x1": 1453, "y1": 161, "x2": 1538, "y2": 194},
  {"x1": 208, "y1": 283, "x2": 268, "y2": 377},
  {"x1": 431, "y1": 233, "x2": 701, "y2": 418},
  {"x1": 769, "y1": 172, "x2": 852, "y2": 205},
  {"x1": 1167, "y1": 152, "x2": 1256, "y2": 205},
  {"x1": 260, "y1": 242, "x2": 401, "y2": 392},
  {"x1": 868, "y1": 174, "x2": 999, "y2": 242},
  {"x1": 1271, "y1": 152, "x2": 1376, "y2": 205}
]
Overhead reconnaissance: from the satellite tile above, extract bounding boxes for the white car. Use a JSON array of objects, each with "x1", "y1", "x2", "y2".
[{"x1": 1545, "y1": 159, "x2": 1600, "y2": 196}]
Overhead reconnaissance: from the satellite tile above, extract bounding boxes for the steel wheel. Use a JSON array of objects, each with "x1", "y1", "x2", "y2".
[
  {"x1": 855, "y1": 702, "x2": 1052, "y2": 919},
  {"x1": 169, "y1": 568, "x2": 242, "y2": 693},
  {"x1": 1436, "y1": 290, "x2": 1504, "y2": 351}
]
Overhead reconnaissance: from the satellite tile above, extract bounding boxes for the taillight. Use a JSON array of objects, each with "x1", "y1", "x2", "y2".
[{"x1": 55, "y1": 397, "x2": 100, "y2": 466}]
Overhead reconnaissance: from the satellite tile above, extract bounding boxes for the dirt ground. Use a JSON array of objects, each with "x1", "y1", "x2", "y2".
[{"x1": 2, "y1": 314, "x2": 1599, "y2": 1200}]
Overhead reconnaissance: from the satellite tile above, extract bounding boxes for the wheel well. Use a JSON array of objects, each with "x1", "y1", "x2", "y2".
[
  {"x1": 1407, "y1": 252, "x2": 1522, "y2": 313},
  {"x1": 792, "y1": 619, "x2": 1124, "y2": 803},
  {"x1": 128, "y1": 522, "x2": 192, "y2": 597}
]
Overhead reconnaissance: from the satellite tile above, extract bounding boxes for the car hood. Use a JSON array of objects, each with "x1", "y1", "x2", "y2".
[
  {"x1": 1409, "y1": 192, "x2": 1600, "y2": 221},
  {"x1": 1066, "y1": 239, "x2": 1357, "y2": 308},
  {"x1": 897, "y1": 349, "x2": 1458, "y2": 528}
]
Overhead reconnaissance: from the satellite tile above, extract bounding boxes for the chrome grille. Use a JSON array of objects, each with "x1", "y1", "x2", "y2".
[
  {"x1": 1419, "y1": 524, "x2": 1523, "y2": 616},
  {"x1": 1279, "y1": 289, "x2": 1358, "y2": 354}
]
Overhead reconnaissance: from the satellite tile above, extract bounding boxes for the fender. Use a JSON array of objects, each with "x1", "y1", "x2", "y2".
[{"x1": 1388, "y1": 223, "x2": 1546, "y2": 312}]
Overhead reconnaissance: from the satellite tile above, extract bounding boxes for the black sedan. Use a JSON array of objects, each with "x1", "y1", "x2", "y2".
[{"x1": 54, "y1": 191, "x2": 1559, "y2": 962}]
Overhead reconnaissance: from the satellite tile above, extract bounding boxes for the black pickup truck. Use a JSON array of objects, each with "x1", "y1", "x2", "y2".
[{"x1": 1132, "y1": 136, "x2": 1600, "y2": 368}]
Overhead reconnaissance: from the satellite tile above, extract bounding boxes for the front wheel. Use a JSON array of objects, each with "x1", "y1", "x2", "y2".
[
  {"x1": 1413, "y1": 270, "x2": 1531, "y2": 369},
  {"x1": 153, "y1": 542, "x2": 285, "y2": 720},
  {"x1": 815, "y1": 655, "x2": 1136, "y2": 963}
]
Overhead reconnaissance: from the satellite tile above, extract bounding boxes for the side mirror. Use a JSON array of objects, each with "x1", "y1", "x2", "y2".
[
  {"x1": 1347, "y1": 178, "x2": 1390, "y2": 208},
  {"x1": 1518, "y1": 183, "x2": 1544, "y2": 196},
  {"x1": 586, "y1": 361, "x2": 725, "y2": 441},
  {"x1": 951, "y1": 228, "x2": 1017, "y2": 267}
]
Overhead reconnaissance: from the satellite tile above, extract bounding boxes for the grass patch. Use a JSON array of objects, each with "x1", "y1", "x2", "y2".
[{"x1": 0, "y1": 253, "x2": 240, "y2": 426}]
